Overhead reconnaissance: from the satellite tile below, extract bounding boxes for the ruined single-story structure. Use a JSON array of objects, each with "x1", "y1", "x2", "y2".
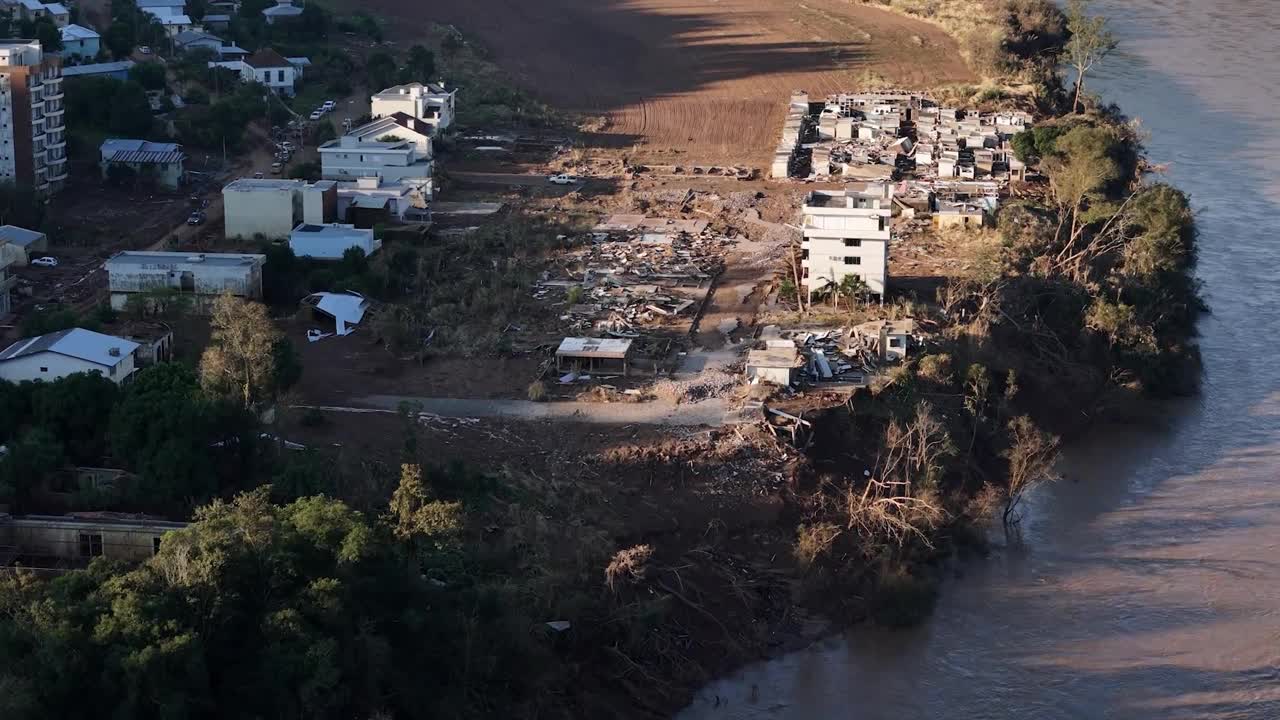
[
  {"x1": 746, "y1": 344, "x2": 800, "y2": 386},
  {"x1": 854, "y1": 319, "x2": 915, "y2": 362},
  {"x1": 0, "y1": 512, "x2": 186, "y2": 566},
  {"x1": 555, "y1": 337, "x2": 633, "y2": 376},
  {"x1": 105, "y1": 251, "x2": 265, "y2": 312},
  {"x1": 301, "y1": 291, "x2": 369, "y2": 336}
]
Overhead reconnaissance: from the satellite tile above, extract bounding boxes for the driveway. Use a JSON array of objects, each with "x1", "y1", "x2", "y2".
[{"x1": 310, "y1": 395, "x2": 741, "y2": 426}]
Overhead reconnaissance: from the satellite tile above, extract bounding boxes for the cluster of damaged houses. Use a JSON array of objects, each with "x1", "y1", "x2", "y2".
[{"x1": 773, "y1": 91, "x2": 1031, "y2": 184}]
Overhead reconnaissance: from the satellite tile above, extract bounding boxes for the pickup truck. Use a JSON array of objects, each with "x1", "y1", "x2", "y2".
[{"x1": 547, "y1": 174, "x2": 579, "y2": 185}]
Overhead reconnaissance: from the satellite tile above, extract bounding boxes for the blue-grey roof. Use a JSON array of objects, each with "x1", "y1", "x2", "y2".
[
  {"x1": 100, "y1": 139, "x2": 184, "y2": 165},
  {"x1": 136, "y1": 0, "x2": 183, "y2": 7},
  {"x1": 0, "y1": 328, "x2": 139, "y2": 368},
  {"x1": 203, "y1": 13, "x2": 231, "y2": 21},
  {"x1": 0, "y1": 225, "x2": 44, "y2": 247},
  {"x1": 62, "y1": 60, "x2": 135, "y2": 77},
  {"x1": 60, "y1": 23, "x2": 97, "y2": 41}
]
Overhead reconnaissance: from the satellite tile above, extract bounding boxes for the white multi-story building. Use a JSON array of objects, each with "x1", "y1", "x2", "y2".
[
  {"x1": 317, "y1": 134, "x2": 432, "y2": 184},
  {"x1": 0, "y1": 39, "x2": 66, "y2": 195},
  {"x1": 370, "y1": 82, "x2": 455, "y2": 134},
  {"x1": 800, "y1": 184, "x2": 893, "y2": 300},
  {"x1": 222, "y1": 178, "x2": 336, "y2": 239}
]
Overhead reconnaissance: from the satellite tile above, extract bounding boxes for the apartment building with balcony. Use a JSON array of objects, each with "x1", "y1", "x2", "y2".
[
  {"x1": 800, "y1": 184, "x2": 893, "y2": 301},
  {"x1": 0, "y1": 39, "x2": 67, "y2": 195}
]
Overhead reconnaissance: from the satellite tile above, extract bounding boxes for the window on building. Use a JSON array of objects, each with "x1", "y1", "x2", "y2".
[
  {"x1": 39, "y1": 366, "x2": 47, "y2": 372},
  {"x1": 843, "y1": 238, "x2": 861, "y2": 247},
  {"x1": 843, "y1": 257, "x2": 861, "y2": 265},
  {"x1": 888, "y1": 337, "x2": 903, "y2": 348},
  {"x1": 801, "y1": 249, "x2": 808, "y2": 259},
  {"x1": 79, "y1": 532, "x2": 104, "y2": 558},
  {"x1": 801, "y1": 268, "x2": 809, "y2": 279},
  {"x1": 277, "y1": 70, "x2": 284, "y2": 83}
]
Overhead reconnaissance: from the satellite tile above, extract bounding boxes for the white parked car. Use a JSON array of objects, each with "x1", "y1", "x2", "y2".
[
  {"x1": 31, "y1": 256, "x2": 58, "y2": 267},
  {"x1": 309, "y1": 110, "x2": 323, "y2": 121},
  {"x1": 322, "y1": 100, "x2": 336, "y2": 111},
  {"x1": 547, "y1": 174, "x2": 578, "y2": 185}
]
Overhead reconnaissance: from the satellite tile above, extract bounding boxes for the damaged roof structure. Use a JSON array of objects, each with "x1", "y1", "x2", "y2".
[
  {"x1": 301, "y1": 292, "x2": 370, "y2": 336},
  {"x1": 775, "y1": 91, "x2": 1032, "y2": 184},
  {"x1": 538, "y1": 216, "x2": 726, "y2": 338}
]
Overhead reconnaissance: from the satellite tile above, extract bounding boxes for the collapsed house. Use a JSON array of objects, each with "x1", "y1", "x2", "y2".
[
  {"x1": 775, "y1": 92, "x2": 1032, "y2": 183},
  {"x1": 537, "y1": 215, "x2": 723, "y2": 337},
  {"x1": 749, "y1": 320, "x2": 920, "y2": 387},
  {"x1": 301, "y1": 292, "x2": 369, "y2": 337}
]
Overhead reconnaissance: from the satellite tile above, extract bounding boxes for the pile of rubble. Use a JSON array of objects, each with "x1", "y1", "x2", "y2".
[
  {"x1": 537, "y1": 222, "x2": 728, "y2": 336},
  {"x1": 757, "y1": 320, "x2": 920, "y2": 386}
]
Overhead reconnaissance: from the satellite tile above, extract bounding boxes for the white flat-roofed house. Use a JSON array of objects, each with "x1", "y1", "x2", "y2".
[
  {"x1": 104, "y1": 251, "x2": 265, "y2": 312},
  {"x1": 345, "y1": 113, "x2": 434, "y2": 156},
  {"x1": 99, "y1": 139, "x2": 185, "y2": 190},
  {"x1": 0, "y1": 328, "x2": 140, "y2": 384},
  {"x1": 318, "y1": 134, "x2": 432, "y2": 184},
  {"x1": 370, "y1": 82, "x2": 455, "y2": 134},
  {"x1": 290, "y1": 223, "x2": 380, "y2": 260},
  {"x1": 335, "y1": 176, "x2": 431, "y2": 222},
  {"x1": 221, "y1": 178, "x2": 335, "y2": 239},
  {"x1": 800, "y1": 184, "x2": 892, "y2": 301},
  {"x1": 60, "y1": 23, "x2": 100, "y2": 59}
]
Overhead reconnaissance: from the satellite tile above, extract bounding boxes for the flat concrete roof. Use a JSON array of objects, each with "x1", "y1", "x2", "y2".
[
  {"x1": 223, "y1": 178, "x2": 306, "y2": 192},
  {"x1": 107, "y1": 251, "x2": 265, "y2": 268},
  {"x1": 556, "y1": 337, "x2": 633, "y2": 360}
]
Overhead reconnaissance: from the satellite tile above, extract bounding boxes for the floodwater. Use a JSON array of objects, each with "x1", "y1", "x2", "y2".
[{"x1": 678, "y1": 2, "x2": 1280, "y2": 718}]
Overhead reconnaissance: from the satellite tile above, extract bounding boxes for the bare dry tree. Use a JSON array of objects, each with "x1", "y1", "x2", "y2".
[
  {"x1": 846, "y1": 403, "x2": 951, "y2": 551},
  {"x1": 605, "y1": 544, "x2": 654, "y2": 593},
  {"x1": 1002, "y1": 416, "x2": 1060, "y2": 529}
]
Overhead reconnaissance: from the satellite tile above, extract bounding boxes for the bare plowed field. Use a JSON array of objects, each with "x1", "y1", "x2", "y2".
[{"x1": 355, "y1": 0, "x2": 974, "y2": 164}]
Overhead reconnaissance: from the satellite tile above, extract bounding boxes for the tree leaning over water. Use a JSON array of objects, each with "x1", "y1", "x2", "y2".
[{"x1": 1065, "y1": 0, "x2": 1118, "y2": 113}]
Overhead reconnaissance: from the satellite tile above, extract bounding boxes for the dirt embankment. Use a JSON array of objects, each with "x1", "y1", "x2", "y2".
[{"x1": 344, "y1": 0, "x2": 974, "y2": 164}]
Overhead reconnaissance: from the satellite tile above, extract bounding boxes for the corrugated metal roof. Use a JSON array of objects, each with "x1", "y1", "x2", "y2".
[
  {"x1": 60, "y1": 23, "x2": 98, "y2": 41},
  {"x1": 62, "y1": 60, "x2": 135, "y2": 77},
  {"x1": 0, "y1": 225, "x2": 44, "y2": 247},
  {"x1": 106, "y1": 251, "x2": 265, "y2": 269},
  {"x1": 556, "y1": 337, "x2": 633, "y2": 359},
  {"x1": 0, "y1": 328, "x2": 139, "y2": 368},
  {"x1": 101, "y1": 139, "x2": 184, "y2": 166}
]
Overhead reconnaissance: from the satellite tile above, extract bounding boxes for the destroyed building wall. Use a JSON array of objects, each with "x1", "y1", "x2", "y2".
[{"x1": 106, "y1": 252, "x2": 265, "y2": 312}]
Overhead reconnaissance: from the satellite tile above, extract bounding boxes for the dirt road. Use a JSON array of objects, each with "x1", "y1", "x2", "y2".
[
  {"x1": 348, "y1": 0, "x2": 973, "y2": 164},
  {"x1": 316, "y1": 396, "x2": 740, "y2": 426}
]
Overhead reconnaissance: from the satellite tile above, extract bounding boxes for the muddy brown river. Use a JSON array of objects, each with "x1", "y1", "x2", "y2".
[{"x1": 679, "y1": 2, "x2": 1280, "y2": 717}]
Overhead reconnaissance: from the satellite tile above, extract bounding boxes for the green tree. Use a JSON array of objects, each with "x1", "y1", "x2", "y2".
[
  {"x1": 0, "y1": 427, "x2": 64, "y2": 511},
  {"x1": 365, "y1": 51, "x2": 396, "y2": 90},
  {"x1": 0, "y1": 182, "x2": 45, "y2": 228},
  {"x1": 108, "y1": 364, "x2": 223, "y2": 508},
  {"x1": 403, "y1": 44, "x2": 435, "y2": 81},
  {"x1": 270, "y1": 337, "x2": 302, "y2": 396},
  {"x1": 104, "y1": 21, "x2": 136, "y2": 59},
  {"x1": 127, "y1": 61, "x2": 167, "y2": 91},
  {"x1": 31, "y1": 372, "x2": 119, "y2": 465},
  {"x1": 107, "y1": 81, "x2": 154, "y2": 136},
  {"x1": 1064, "y1": 0, "x2": 1118, "y2": 112}
]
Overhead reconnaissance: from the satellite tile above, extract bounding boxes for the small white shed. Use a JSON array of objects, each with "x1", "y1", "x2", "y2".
[
  {"x1": 746, "y1": 345, "x2": 800, "y2": 386},
  {"x1": 289, "y1": 223, "x2": 380, "y2": 260}
]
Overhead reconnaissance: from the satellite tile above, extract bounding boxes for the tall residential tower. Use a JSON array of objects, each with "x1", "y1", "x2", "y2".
[{"x1": 0, "y1": 40, "x2": 66, "y2": 195}]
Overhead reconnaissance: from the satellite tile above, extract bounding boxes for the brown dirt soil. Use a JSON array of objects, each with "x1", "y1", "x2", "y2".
[{"x1": 350, "y1": 0, "x2": 975, "y2": 163}]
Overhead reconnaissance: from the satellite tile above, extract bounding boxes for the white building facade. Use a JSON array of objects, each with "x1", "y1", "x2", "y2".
[
  {"x1": 290, "y1": 223, "x2": 380, "y2": 260},
  {"x1": 60, "y1": 24, "x2": 100, "y2": 60},
  {"x1": 370, "y1": 83, "x2": 455, "y2": 133},
  {"x1": 0, "y1": 328, "x2": 140, "y2": 384},
  {"x1": 0, "y1": 40, "x2": 66, "y2": 195},
  {"x1": 800, "y1": 185, "x2": 892, "y2": 300},
  {"x1": 104, "y1": 251, "x2": 265, "y2": 312},
  {"x1": 318, "y1": 136, "x2": 432, "y2": 184},
  {"x1": 222, "y1": 178, "x2": 335, "y2": 239}
]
